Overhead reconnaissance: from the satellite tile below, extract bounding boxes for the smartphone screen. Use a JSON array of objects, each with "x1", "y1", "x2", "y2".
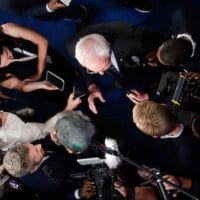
[
  {"x1": 57, "y1": 0, "x2": 71, "y2": 6},
  {"x1": 46, "y1": 71, "x2": 65, "y2": 91},
  {"x1": 73, "y1": 85, "x2": 87, "y2": 99}
]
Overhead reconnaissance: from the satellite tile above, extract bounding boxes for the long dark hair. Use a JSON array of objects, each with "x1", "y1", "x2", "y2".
[
  {"x1": 0, "y1": 25, "x2": 24, "y2": 55},
  {"x1": 0, "y1": 26, "x2": 24, "y2": 82}
]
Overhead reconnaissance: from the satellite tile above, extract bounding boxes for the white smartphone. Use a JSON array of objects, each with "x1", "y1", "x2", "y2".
[
  {"x1": 46, "y1": 71, "x2": 65, "y2": 91},
  {"x1": 57, "y1": 0, "x2": 72, "y2": 6}
]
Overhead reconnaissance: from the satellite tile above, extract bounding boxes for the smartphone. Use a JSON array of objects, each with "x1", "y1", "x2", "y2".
[
  {"x1": 46, "y1": 71, "x2": 65, "y2": 91},
  {"x1": 73, "y1": 83, "x2": 88, "y2": 99},
  {"x1": 57, "y1": 0, "x2": 72, "y2": 6}
]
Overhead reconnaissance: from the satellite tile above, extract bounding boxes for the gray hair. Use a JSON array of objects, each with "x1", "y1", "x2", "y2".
[
  {"x1": 3, "y1": 144, "x2": 34, "y2": 177},
  {"x1": 55, "y1": 111, "x2": 95, "y2": 152},
  {"x1": 75, "y1": 33, "x2": 110, "y2": 67}
]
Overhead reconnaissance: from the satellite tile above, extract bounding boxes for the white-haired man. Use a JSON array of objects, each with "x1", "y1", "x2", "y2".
[{"x1": 67, "y1": 22, "x2": 162, "y2": 114}]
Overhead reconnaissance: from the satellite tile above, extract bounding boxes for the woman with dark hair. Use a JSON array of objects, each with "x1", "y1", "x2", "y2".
[{"x1": 0, "y1": 23, "x2": 57, "y2": 92}]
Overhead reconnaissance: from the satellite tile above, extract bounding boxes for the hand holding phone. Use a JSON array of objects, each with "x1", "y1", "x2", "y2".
[
  {"x1": 65, "y1": 92, "x2": 82, "y2": 112},
  {"x1": 73, "y1": 84, "x2": 88, "y2": 99}
]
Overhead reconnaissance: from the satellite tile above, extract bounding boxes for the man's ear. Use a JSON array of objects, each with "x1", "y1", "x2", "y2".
[{"x1": 50, "y1": 129, "x2": 60, "y2": 145}]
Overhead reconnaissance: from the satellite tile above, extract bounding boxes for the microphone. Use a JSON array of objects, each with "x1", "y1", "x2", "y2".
[
  {"x1": 91, "y1": 138, "x2": 122, "y2": 169},
  {"x1": 97, "y1": 143, "x2": 119, "y2": 156},
  {"x1": 90, "y1": 140, "x2": 119, "y2": 156},
  {"x1": 104, "y1": 138, "x2": 122, "y2": 169}
]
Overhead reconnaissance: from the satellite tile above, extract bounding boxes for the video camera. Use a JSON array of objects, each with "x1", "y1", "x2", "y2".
[
  {"x1": 156, "y1": 71, "x2": 200, "y2": 107},
  {"x1": 70, "y1": 158, "x2": 130, "y2": 200}
]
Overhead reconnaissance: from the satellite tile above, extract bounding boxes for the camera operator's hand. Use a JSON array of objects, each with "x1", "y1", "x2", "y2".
[
  {"x1": 137, "y1": 165, "x2": 159, "y2": 187},
  {"x1": 79, "y1": 179, "x2": 96, "y2": 199},
  {"x1": 162, "y1": 174, "x2": 182, "y2": 198},
  {"x1": 114, "y1": 179, "x2": 127, "y2": 198},
  {"x1": 137, "y1": 165, "x2": 154, "y2": 181},
  {"x1": 179, "y1": 72, "x2": 200, "y2": 79}
]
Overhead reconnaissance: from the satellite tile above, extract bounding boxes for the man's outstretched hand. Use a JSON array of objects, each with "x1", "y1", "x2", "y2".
[{"x1": 88, "y1": 84, "x2": 105, "y2": 114}]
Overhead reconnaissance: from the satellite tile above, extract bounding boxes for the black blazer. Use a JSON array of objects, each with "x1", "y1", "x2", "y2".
[
  {"x1": 0, "y1": 0, "x2": 49, "y2": 16},
  {"x1": 18, "y1": 139, "x2": 84, "y2": 200},
  {"x1": 157, "y1": 127, "x2": 200, "y2": 195},
  {"x1": 67, "y1": 22, "x2": 163, "y2": 88}
]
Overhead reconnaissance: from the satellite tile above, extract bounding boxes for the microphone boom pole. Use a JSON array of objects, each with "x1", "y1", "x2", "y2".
[{"x1": 102, "y1": 146, "x2": 200, "y2": 200}]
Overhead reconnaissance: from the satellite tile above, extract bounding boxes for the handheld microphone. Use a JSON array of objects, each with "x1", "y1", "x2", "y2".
[
  {"x1": 97, "y1": 143, "x2": 119, "y2": 156},
  {"x1": 90, "y1": 140, "x2": 119, "y2": 156},
  {"x1": 90, "y1": 138, "x2": 121, "y2": 169}
]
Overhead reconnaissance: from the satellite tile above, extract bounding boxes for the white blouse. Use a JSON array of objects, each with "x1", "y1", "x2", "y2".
[{"x1": 0, "y1": 111, "x2": 65, "y2": 151}]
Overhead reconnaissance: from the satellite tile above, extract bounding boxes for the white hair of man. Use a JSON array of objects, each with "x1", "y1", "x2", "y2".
[{"x1": 75, "y1": 33, "x2": 110, "y2": 67}]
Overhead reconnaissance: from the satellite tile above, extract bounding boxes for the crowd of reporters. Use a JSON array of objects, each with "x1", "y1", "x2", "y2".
[{"x1": 0, "y1": 0, "x2": 200, "y2": 200}]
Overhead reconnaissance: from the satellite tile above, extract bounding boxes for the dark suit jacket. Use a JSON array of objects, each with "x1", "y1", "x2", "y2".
[
  {"x1": 0, "y1": 0, "x2": 49, "y2": 16},
  {"x1": 67, "y1": 22, "x2": 163, "y2": 88},
  {"x1": 157, "y1": 127, "x2": 200, "y2": 195},
  {"x1": 18, "y1": 139, "x2": 84, "y2": 200}
]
